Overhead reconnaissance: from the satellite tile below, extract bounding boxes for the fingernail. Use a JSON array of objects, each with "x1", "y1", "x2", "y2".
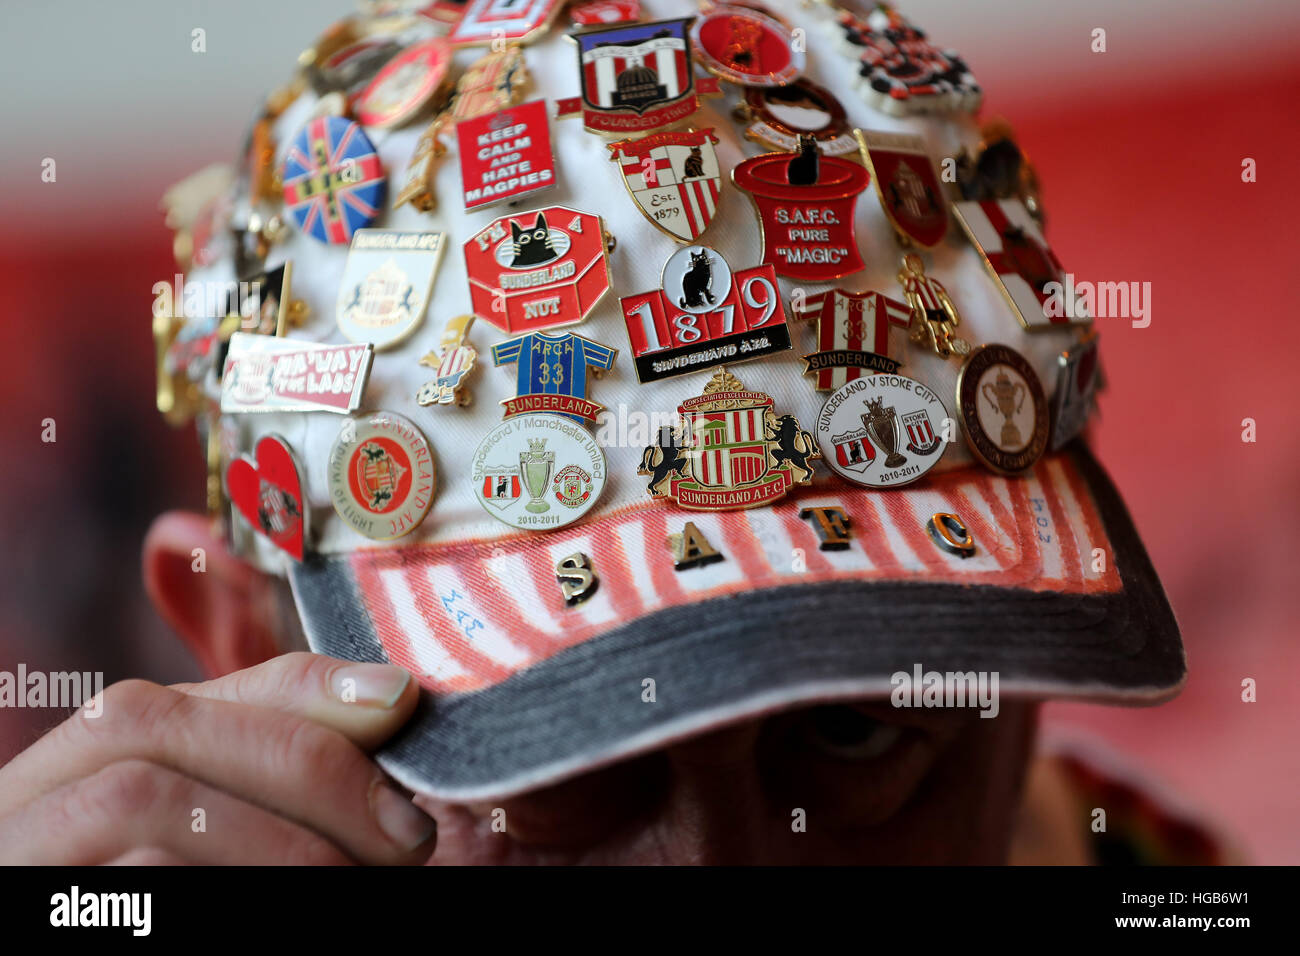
[
  {"x1": 371, "y1": 781, "x2": 437, "y2": 852},
  {"x1": 332, "y1": 663, "x2": 411, "y2": 708}
]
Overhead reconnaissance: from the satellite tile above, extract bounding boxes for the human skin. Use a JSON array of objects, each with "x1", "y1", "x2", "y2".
[{"x1": 0, "y1": 512, "x2": 1038, "y2": 864}]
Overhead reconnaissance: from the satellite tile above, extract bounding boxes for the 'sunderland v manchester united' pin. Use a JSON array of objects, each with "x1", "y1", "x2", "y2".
[
  {"x1": 464, "y1": 205, "x2": 612, "y2": 334},
  {"x1": 221, "y1": 333, "x2": 372, "y2": 415},
  {"x1": 796, "y1": 289, "x2": 913, "y2": 390},
  {"x1": 691, "y1": 4, "x2": 804, "y2": 87},
  {"x1": 952, "y1": 198, "x2": 1091, "y2": 332},
  {"x1": 328, "y1": 411, "x2": 437, "y2": 540},
  {"x1": 956, "y1": 344, "x2": 1050, "y2": 475},
  {"x1": 735, "y1": 78, "x2": 859, "y2": 157},
  {"x1": 492, "y1": 330, "x2": 617, "y2": 425},
  {"x1": 472, "y1": 413, "x2": 607, "y2": 530},
  {"x1": 281, "y1": 116, "x2": 385, "y2": 245},
  {"x1": 815, "y1": 372, "x2": 948, "y2": 488},
  {"x1": 337, "y1": 230, "x2": 445, "y2": 350},
  {"x1": 732, "y1": 137, "x2": 870, "y2": 281},
  {"x1": 608, "y1": 128, "x2": 722, "y2": 243},
  {"x1": 639, "y1": 367, "x2": 819, "y2": 511},
  {"x1": 858, "y1": 129, "x2": 948, "y2": 248},
  {"x1": 456, "y1": 99, "x2": 557, "y2": 210},
  {"x1": 556, "y1": 18, "x2": 721, "y2": 136},
  {"x1": 417, "y1": 314, "x2": 478, "y2": 408},
  {"x1": 226, "y1": 434, "x2": 309, "y2": 562},
  {"x1": 1050, "y1": 330, "x2": 1100, "y2": 451},
  {"x1": 619, "y1": 245, "x2": 792, "y2": 383}
]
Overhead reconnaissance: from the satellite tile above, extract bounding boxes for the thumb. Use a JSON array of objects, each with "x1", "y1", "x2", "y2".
[{"x1": 172, "y1": 652, "x2": 419, "y2": 752}]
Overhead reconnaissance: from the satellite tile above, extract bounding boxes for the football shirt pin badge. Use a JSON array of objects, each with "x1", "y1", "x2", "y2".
[
  {"x1": 858, "y1": 129, "x2": 948, "y2": 248},
  {"x1": 556, "y1": 17, "x2": 722, "y2": 136},
  {"x1": 815, "y1": 372, "x2": 949, "y2": 489},
  {"x1": 471, "y1": 415, "x2": 607, "y2": 531},
  {"x1": 281, "y1": 116, "x2": 386, "y2": 244},
  {"x1": 732, "y1": 136, "x2": 870, "y2": 281},
  {"x1": 337, "y1": 230, "x2": 446, "y2": 350},
  {"x1": 226, "y1": 435, "x2": 309, "y2": 562},
  {"x1": 328, "y1": 411, "x2": 437, "y2": 540},
  {"x1": 464, "y1": 205, "x2": 613, "y2": 334},
  {"x1": 619, "y1": 245, "x2": 792, "y2": 384},
  {"x1": 638, "y1": 367, "x2": 819, "y2": 511},
  {"x1": 734, "y1": 78, "x2": 859, "y2": 157},
  {"x1": 417, "y1": 314, "x2": 478, "y2": 408},
  {"x1": 492, "y1": 330, "x2": 617, "y2": 425},
  {"x1": 691, "y1": 4, "x2": 804, "y2": 87},
  {"x1": 955, "y1": 344, "x2": 1050, "y2": 475},
  {"x1": 457, "y1": 99, "x2": 557, "y2": 211},
  {"x1": 796, "y1": 289, "x2": 913, "y2": 391},
  {"x1": 607, "y1": 128, "x2": 722, "y2": 243},
  {"x1": 897, "y1": 254, "x2": 970, "y2": 359}
]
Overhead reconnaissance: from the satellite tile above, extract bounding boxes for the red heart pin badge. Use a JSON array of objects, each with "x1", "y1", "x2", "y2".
[{"x1": 226, "y1": 434, "x2": 308, "y2": 561}]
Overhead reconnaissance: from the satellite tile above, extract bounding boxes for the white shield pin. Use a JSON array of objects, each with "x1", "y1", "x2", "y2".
[{"x1": 608, "y1": 129, "x2": 722, "y2": 243}]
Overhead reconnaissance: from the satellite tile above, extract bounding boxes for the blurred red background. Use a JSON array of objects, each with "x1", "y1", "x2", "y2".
[{"x1": 0, "y1": 1, "x2": 1294, "y2": 863}]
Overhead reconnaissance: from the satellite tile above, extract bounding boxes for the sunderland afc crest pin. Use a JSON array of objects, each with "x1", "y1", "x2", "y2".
[
  {"x1": 328, "y1": 411, "x2": 437, "y2": 539},
  {"x1": 796, "y1": 289, "x2": 912, "y2": 391},
  {"x1": 956, "y1": 344, "x2": 1050, "y2": 475},
  {"x1": 639, "y1": 367, "x2": 819, "y2": 511},
  {"x1": 608, "y1": 129, "x2": 722, "y2": 242},
  {"x1": 337, "y1": 230, "x2": 445, "y2": 350},
  {"x1": 491, "y1": 330, "x2": 617, "y2": 425},
  {"x1": 281, "y1": 116, "x2": 385, "y2": 245},
  {"x1": 858, "y1": 129, "x2": 948, "y2": 248},
  {"x1": 417, "y1": 314, "x2": 478, "y2": 408},
  {"x1": 226, "y1": 434, "x2": 309, "y2": 561},
  {"x1": 619, "y1": 245, "x2": 792, "y2": 383},
  {"x1": 815, "y1": 372, "x2": 948, "y2": 488}
]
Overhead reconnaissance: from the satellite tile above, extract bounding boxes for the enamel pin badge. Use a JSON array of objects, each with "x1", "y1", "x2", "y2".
[
  {"x1": 956, "y1": 344, "x2": 1050, "y2": 475},
  {"x1": 1050, "y1": 330, "x2": 1100, "y2": 450},
  {"x1": 281, "y1": 117, "x2": 385, "y2": 245},
  {"x1": 639, "y1": 367, "x2": 819, "y2": 511},
  {"x1": 354, "y1": 37, "x2": 454, "y2": 128},
  {"x1": 448, "y1": 0, "x2": 565, "y2": 47},
  {"x1": 337, "y1": 230, "x2": 446, "y2": 350},
  {"x1": 492, "y1": 330, "x2": 617, "y2": 425},
  {"x1": 736, "y1": 78, "x2": 859, "y2": 156},
  {"x1": 815, "y1": 373, "x2": 948, "y2": 488},
  {"x1": 619, "y1": 245, "x2": 792, "y2": 383},
  {"x1": 796, "y1": 289, "x2": 913, "y2": 390},
  {"x1": 456, "y1": 99, "x2": 557, "y2": 210},
  {"x1": 417, "y1": 314, "x2": 478, "y2": 408},
  {"x1": 556, "y1": 18, "x2": 721, "y2": 136},
  {"x1": 569, "y1": 0, "x2": 640, "y2": 25},
  {"x1": 858, "y1": 129, "x2": 948, "y2": 248},
  {"x1": 464, "y1": 205, "x2": 612, "y2": 334},
  {"x1": 954, "y1": 118, "x2": 1045, "y2": 226},
  {"x1": 226, "y1": 434, "x2": 309, "y2": 561},
  {"x1": 328, "y1": 411, "x2": 437, "y2": 540},
  {"x1": 607, "y1": 128, "x2": 722, "y2": 242},
  {"x1": 691, "y1": 4, "x2": 804, "y2": 87},
  {"x1": 221, "y1": 333, "x2": 372, "y2": 415},
  {"x1": 952, "y1": 198, "x2": 1090, "y2": 332},
  {"x1": 732, "y1": 138, "x2": 870, "y2": 281},
  {"x1": 897, "y1": 253, "x2": 970, "y2": 359}
]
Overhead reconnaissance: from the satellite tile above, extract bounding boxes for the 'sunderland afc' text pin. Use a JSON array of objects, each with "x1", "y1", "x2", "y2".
[
  {"x1": 456, "y1": 99, "x2": 557, "y2": 210},
  {"x1": 281, "y1": 116, "x2": 385, "y2": 245},
  {"x1": 226, "y1": 434, "x2": 309, "y2": 562},
  {"x1": 472, "y1": 413, "x2": 607, "y2": 531},
  {"x1": 337, "y1": 230, "x2": 446, "y2": 350},
  {"x1": 464, "y1": 205, "x2": 612, "y2": 334},
  {"x1": 619, "y1": 245, "x2": 791, "y2": 383},
  {"x1": 328, "y1": 411, "x2": 436, "y2": 540},
  {"x1": 732, "y1": 138, "x2": 870, "y2": 281},
  {"x1": 956, "y1": 344, "x2": 1050, "y2": 475},
  {"x1": 417, "y1": 314, "x2": 478, "y2": 408},
  {"x1": 815, "y1": 372, "x2": 948, "y2": 488},
  {"x1": 858, "y1": 129, "x2": 949, "y2": 248},
  {"x1": 639, "y1": 367, "x2": 819, "y2": 511},
  {"x1": 607, "y1": 128, "x2": 723, "y2": 243},
  {"x1": 691, "y1": 5, "x2": 804, "y2": 87},
  {"x1": 492, "y1": 330, "x2": 617, "y2": 425}
]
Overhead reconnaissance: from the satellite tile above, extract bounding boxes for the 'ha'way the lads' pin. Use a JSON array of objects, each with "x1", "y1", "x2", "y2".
[
  {"x1": 638, "y1": 367, "x2": 819, "y2": 511},
  {"x1": 815, "y1": 372, "x2": 948, "y2": 489}
]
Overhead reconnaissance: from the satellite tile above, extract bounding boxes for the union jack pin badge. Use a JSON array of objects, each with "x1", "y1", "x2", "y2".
[{"x1": 281, "y1": 116, "x2": 386, "y2": 245}]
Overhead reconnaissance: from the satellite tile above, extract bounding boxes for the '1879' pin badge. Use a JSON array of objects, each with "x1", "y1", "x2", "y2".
[
  {"x1": 639, "y1": 367, "x2": 819, "y2": 511},
  {"x1": 815, "y1": 372, "x2": 948, "y2": 488}
]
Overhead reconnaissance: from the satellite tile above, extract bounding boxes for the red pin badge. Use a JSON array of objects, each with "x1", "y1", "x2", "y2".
[
  {"x1": 226, "y1": 434, "x2": 308, "y2": 561},
  {"x1": 456, "y1": 99, "x2": 557, "y2": 210},
  {"x1": 354, "y1": 38, "x2": 454, "y2": 128}
]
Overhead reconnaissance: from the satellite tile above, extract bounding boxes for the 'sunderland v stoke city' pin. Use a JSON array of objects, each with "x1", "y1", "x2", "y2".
[
  {"x1": 815, "y1": 372, "x2": 948, "y2": 488},
  {"x1": 328, "y1": 411, "x2": 437, "y2": 540}
]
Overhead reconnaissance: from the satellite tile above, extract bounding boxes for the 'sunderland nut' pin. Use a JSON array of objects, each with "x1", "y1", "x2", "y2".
[
  {"x1": 471, "y1": 413, "x2": 607, "y2": 530},
  {"x1": 281, "y1": 116, "x2": 385, "y2": 245},
  {"x1": 337, "y1": 230, "x2": 445, "y2": 350},
  {"x1": 417, "y1": 314, "x2": 478, "y2": 408},
  {"x1": 956, "y1": 344, "x2": 1050, "y2": 475},
  {"x1": 815, "y1": 372, "x2": 948, "y2": 488},
  {"x1": 492, "y1": 330, "x2": 617, "y2": 425},
  {"x1": 607, "y1": 128, "x2": 723, "y2": 243},
  {"x1": 328, "y1": 411, "x2": 437, "y2": 540},
  {"x1": 226, "y1": 434, "x2": 309, "y2": 562}
]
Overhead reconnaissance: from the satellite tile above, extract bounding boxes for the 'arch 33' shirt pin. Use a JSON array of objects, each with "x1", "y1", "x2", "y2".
[
  {"x1": 795, "y1": 289, "x2": 912, "y2": 391},
  {"x1": 492, "y1": 330, "x2": 617, "y2": 425},
  {"x1": 638, "y1": 367, "x2": 819, "y2": 511}
]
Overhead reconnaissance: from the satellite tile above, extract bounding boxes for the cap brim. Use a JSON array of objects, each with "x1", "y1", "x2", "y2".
[{"x1": 290, "y1": 442, "x2": 1183, "y2": 802}]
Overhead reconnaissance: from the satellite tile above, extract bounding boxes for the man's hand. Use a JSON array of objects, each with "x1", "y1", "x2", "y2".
[{"x1": 0, "y1": 653, "x2": 436, "y2": 865}]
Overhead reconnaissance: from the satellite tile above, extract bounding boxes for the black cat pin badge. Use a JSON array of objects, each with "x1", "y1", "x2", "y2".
[
  {"x1": 618, "y1": 245, "x2": 793, "y2": 384},
  {"x1": 463, "y1": 205, "x2": 613, "y2": 334},
  {"x1": 607, "y1": 129, "x2": 722, "y2": 243},
  {"x1": 732, "y1": 135, "x2": 870, "y2": 282}
]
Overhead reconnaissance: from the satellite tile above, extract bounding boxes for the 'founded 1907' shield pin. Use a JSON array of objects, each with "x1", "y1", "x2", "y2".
[
  {"x1": 328, "y1": 411, "x2": 437, "y2": 540},
  {"x1": 281, "y1": 116, "x2": 385, "y2": 245},
  {"x1": 815, "y1": 372, "x2": 948, "y2": 488},
  {"x1": 608, "y1": 128, "x2": 722, "y2": 242}
]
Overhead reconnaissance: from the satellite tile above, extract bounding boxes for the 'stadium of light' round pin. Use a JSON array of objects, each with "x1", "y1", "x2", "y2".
[
  {"x1": 471, "y1": 413, "x2": 606, "y2": 531},
  {"x1": 955, "y1": 344, "x2": 1050, "y2": 475},
  {"x1": 328, "y1": 411, "x2": 436, "y2": 539},
  {"x1": 691, "y1": 5, "x2": 804, "y2": 87},
  {"x1": 815, "y1": 372, "x2": 949, "y2": 488}
]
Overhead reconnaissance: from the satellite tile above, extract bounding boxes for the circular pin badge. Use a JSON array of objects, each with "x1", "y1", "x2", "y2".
[
  {"x1": 281, "y1": 116, "x2": 386, "y2": 245},
  {"x1": 955, "y1": 344, "x2": 1050, "y2": 475},
  {"x1": 355, "y1": 38, "x2": 453, "y2": 128},
  {"x1": 739, "y1": 78, "x2": 857, "y2": 156},
  {"x1": 692, "y1": 5, "x2": 804, "y2": 87},
  {"x1": 660, "y1": 245, "x2": 733, "y2": 314},
  {"x1": 471, "y1": 414, "x2": 607, "y2": 531},
  {"x1": 328, "y1": 411, "x2": 436, "y2": 539},
  {"x1": 815, "y1": 373, "x2": 949, "y2": 488}
]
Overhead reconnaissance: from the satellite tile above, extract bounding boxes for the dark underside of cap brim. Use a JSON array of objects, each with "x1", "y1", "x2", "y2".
[{"x1": 291, "y1": 442, "x2": 1184, "y2": 801}]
